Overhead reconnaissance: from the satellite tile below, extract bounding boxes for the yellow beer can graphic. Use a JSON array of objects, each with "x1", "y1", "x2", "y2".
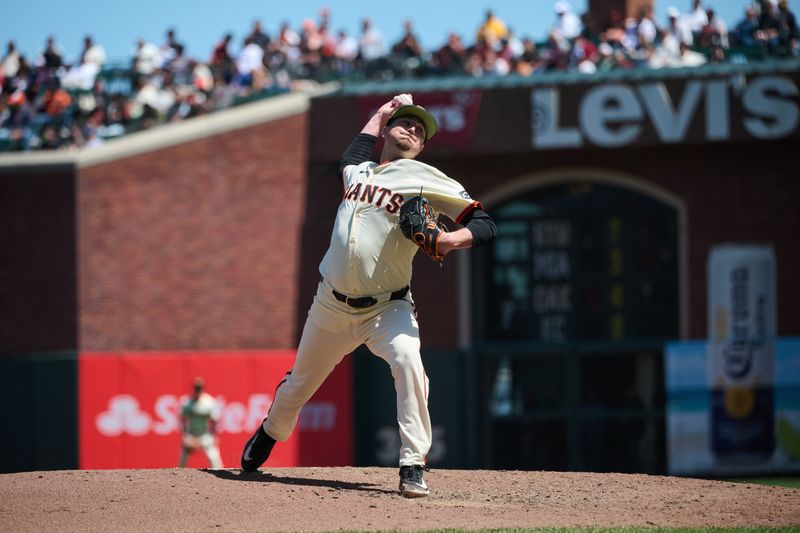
[{"x1": 707, "y1": 244, "x2": 776, "y2": 463}]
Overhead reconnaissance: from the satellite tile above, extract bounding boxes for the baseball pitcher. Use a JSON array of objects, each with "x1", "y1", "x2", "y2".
[{"x1": 241, "y1": 93, "x2": 496, "y2": 497}]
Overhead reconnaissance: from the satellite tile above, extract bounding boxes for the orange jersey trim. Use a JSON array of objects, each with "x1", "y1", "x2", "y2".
[{"x1": 455, "y1": 201, "x2": 483, "y2": 224}]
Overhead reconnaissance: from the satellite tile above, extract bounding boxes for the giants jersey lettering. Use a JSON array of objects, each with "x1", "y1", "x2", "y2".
[{"x1": 318, "y1": 159, "x2": 481, "y2": 296}]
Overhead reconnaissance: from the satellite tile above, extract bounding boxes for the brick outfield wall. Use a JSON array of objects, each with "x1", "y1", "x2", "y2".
[{"x1": 78, "y1": 114, "x2": 308, "y2": 351}]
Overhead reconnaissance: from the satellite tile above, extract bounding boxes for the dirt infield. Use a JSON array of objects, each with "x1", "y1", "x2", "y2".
[{"x1": 1, "y1": 467, "x2": 799, "y2": 532}]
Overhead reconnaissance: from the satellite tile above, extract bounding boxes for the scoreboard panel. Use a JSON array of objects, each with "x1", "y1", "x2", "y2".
[{"x1": 486, "y1": 182, "x2": 679, "y2": 342}]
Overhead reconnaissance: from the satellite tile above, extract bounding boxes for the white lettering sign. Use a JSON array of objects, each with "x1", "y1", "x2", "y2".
[
  {"x1": 743, "y1": 76, "x2": 800, "y2": 139},
  {"x1": 580, "y1": 84, "x2": 643, "y2": 147},
  {"x1": 532, "y1": 76, "x2": 800, "y2": 148},
  {"x1": 95, "y1": 393, "x2": 336, "y2": 437}
]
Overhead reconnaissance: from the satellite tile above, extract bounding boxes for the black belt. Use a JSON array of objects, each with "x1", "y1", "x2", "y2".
[{"x1": 331, "y1": 285, "x2": 410, "y2": 309}]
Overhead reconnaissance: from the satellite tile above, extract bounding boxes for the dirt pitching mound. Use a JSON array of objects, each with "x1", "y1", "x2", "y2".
[{"x1": 1, "y1": 467, "x2": 798, "y2": 532}]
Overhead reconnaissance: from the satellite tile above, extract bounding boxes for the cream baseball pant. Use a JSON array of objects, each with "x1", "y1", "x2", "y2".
[
  {"x1": 262, "y1": 279, "x2": 432, "y2": 466},
  {"x1": 178, "y1": 433, "x2": 223, "y2": 469}
]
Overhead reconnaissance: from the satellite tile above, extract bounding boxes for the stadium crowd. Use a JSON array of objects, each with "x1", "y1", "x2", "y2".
[{"x1": 1, "y1": 0, "x2": 798, "y2": 152}]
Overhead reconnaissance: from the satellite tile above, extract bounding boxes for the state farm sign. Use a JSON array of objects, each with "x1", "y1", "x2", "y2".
[
  {"x1": 79, "y1": 351, "x2": 352, "y2": 469},
  {"x1": 532, "y1": 75, "x2": 799, "y2": 149},
  {"x1": 94, "y1": 393, "x2": 336, "y2": 437}
]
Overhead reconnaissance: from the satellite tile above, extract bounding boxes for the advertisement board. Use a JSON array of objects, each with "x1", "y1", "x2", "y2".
[
  {"x1": 79, "y1": 351, "x2": 352, "y2": 469},
  {"x1": 531, "y1": 74, "x2": 800, "y2": 150},
  {"x1": 665, "y1": 339, "x2": 800, "y2": 476}
]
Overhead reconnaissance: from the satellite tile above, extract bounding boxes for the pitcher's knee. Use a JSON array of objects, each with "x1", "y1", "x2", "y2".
[{"x1": 390, "y1": 349, "x2": 423, "y2": 375}]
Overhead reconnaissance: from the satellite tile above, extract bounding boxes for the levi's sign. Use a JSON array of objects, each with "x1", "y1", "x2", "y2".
[{"x1": 532, "y1": 75, "x2": 799, "y2": 149}]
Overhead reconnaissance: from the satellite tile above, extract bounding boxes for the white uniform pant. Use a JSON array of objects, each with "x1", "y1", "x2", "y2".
[
  {"x1": 179, "y1": 433, "x2": 223, "y2": 469},
  {"x1": 263, "y1": 279, "x2": 431, "y2": 466}
]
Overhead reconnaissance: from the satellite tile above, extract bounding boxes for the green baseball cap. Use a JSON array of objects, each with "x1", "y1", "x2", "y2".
[{"x1": 389, "y1": 104, "x2": 438, "y2": 141}]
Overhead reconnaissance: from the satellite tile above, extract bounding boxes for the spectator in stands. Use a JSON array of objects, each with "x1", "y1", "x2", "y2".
[
  {"x1": 192, "y1": 60, "x2": 214, "y2": 93},
  {"x1": 335, "y1": 29, "x2": 359, "y2": 74},
  {"x1": 505, "y1": 28, "x2": 525, "y2": 58},
  {"x1": 42, "y1": 78, "x2": 72, "y2": 118},
  {"x1": 776, "y1": 0, "x2": 799, "y2": 53},
  {"x1": 511, "y1": 38, "x2": 540, "y2": 76},
  {"x1": 358, "y1": 18, "x2": 385, "y2": 62},
  {"x1": 300, "y1": 19, "x2": 324, "y2": 76},
  {"x1": 553, "y1": 1, "x2": 582, "y2": 41},
  {"x1": 757, "y1": 0, "x2": 783, "y2": 50},
  {"x1": 358, "y1": 18, "x2": 386, "y2": 78},
  {"x1": 392, "y1": 20, "x2": 423, "y2": 60},
  {"x1": 636, "y1": 6, "x2": 658, "y2": 47},
  {"x1": 665, "y1": 7, "x2": 694, "y2": 46},
  {"x1": 271, "y1": 20, "x2": 301, "y2": 69},
  {"x1": 2, "y1": 89, "x2": 34, "y2": 151},
  {"x1": 2, "y1": 41, "x2": 21, "y2": 79},
  {"x1": 595, "y1": 42, "x2": 617, "y2": 71},
  {"x1": 520, "y1": 37, "x2": 540, "y2": 64},
  {"x1": 167, "y1": 44, "x2": 193, "y2": 86},
  {"x1": 570, "y1": 35, "x2": 599, "y2": 71},
  {"x1": 432, "y1": 32, "x2": 467, "y2": 74},
  {"x1": 699, "y1": 8, "x2": 729, "y2": 49},
  {"x1": 463, "y1": 48, "x2": 483, "y2": 76},
  {"x1": 61, "y1": 35, "x2": 105, "y2": 91},
  {"x1": 315, "y1": 17, "x2": 338, "y2": 78},
  {"x1": 621, "y1": 15, "x2": 641, "y2": 51},
  {"x1": 210, "y1": 70, "x2": 237, "y2": 109},
  {"x1": 684, "y1": 0, "x2": 709, "y2": 37},
  {"x1": 477, "y1": 10, "x2": 509, "y2": 49},
  {"x1": 542, "y1": 29, "x2": 571, "y2": 71},
  {"x1": 81, "y1": 35, "x2": 107, "y2": 68},
  {"x1": 236, "y1": 37, "x2": 265, "y2": 89},
  {"x1": 602, "y1": 9, "x2": 628, "y2": 47},
  {"x1": 248, "y1": 20, "x2": 271, "y2": 49},
  {"x1": 38, "y1": 36, "x2": 64, "y2": 72},
  {"x1": 160, "y1": 28, "x2": 183, "y2": 67},
  {"x1": 133, "y1": 38, "x2": 161, "y2": 76},
  {"x1": 279, "y1": 21, "x2": 302, "y2": 54},
  {"x1": 210, "y1": 33, "x2": 234, "y2": 81},
  {"x1": 128, "y1": 75, "x2": 170, "y2": 128},
  {"x1": 391, "y1": 20, "x2": 424, "y2": 77},
  {"x1": 733, "y1": 5, "x2": 761, "y2": 46},
  {"x1": 481, "y1": 46, "x2": 509, "y2": 76},
  {"x1": 496, "y1": 38, "x2": 514, "y2": 65}
]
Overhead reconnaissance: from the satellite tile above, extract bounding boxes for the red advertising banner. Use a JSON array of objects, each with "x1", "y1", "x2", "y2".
[
  {"x1": 78, "y1": 351, "x2": 352, "y2": 469},
  {"x1": 358, "y1": 90, "x2": 482, "y2": 150}
]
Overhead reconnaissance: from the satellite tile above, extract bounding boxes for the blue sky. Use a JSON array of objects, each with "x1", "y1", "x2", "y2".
[{"x1": 4, "y1": 0, "x2": 798, "y2": 65}]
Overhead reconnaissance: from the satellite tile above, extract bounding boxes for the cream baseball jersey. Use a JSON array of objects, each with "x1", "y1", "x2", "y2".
[
  {"x1": 319, "y1": 158, "x2": 481, "y2": 297},
  {"x1": 180, "y1": 392, "x2": 220, "y2": 436}
]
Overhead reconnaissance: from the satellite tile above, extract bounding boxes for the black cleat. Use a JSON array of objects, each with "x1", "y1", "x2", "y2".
[
  {"x1": 240, "y1": 424, "x2": 276, "y2": 472},
  {"x1": 399, "y1": 465, "x2": 429, "y2": 498}
]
